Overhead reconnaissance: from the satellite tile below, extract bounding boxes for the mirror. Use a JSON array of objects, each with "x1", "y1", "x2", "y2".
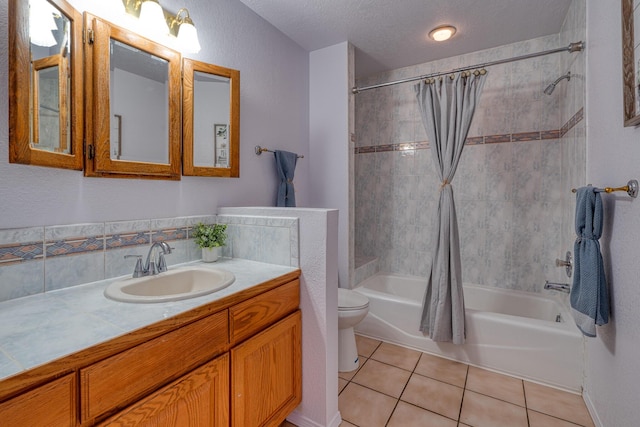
[
  {"x1": 84, "y1": 14, "x2": 181, "y2": 179},
  {"x1": 183, "y1": 58, "x2": 240, "y2": 177},
  {"x1": 9, "y1": 0, "x2": 83, "y2": 169},
  {"x1": 622, "y1": 0, "x2": 640, "y2": 126}
]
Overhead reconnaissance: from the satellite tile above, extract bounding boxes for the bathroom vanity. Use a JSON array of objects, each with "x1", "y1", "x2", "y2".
[{"x1": 0, "y1": 261, "x2": 301, "y2": 426}]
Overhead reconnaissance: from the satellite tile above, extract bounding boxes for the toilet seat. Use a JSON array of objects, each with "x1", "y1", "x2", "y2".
[{"x1": 338, "y1": 288, "x2": 369, "y2": 311}]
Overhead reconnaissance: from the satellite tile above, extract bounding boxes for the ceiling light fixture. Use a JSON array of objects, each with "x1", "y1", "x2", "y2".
[{"x1": 429, "y1": 25, "x2": 457, "y2": 42}]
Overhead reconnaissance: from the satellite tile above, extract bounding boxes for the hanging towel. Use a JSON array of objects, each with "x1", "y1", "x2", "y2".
[
  {"x1": 274, "y1": 150, "x2": 298, "y2": 207},
  {"x1": 570, "y1": 187, "x2": 610, "y2": 337}
]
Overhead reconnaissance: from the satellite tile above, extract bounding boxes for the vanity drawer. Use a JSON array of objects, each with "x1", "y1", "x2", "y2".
[
  {"x1": 80, "y1": 310, "x2": 228, "y2": 422},
  {"x1": 229, "y1": 279, "x2": 300, "y2": 345},
  {"x1": 0, "y1": 373, "x2": 76, "y2": 427}
]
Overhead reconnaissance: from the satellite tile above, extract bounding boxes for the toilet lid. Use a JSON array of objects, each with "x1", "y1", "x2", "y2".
[{"x1": 338, "y1": 288, "x2": 369, "y2": 310}]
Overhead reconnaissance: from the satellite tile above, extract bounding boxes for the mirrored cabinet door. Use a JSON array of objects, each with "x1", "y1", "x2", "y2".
[
  {"x1": 183, "y1": 58, "x2": 240, "y2": 177},
  {"x1": 9, "y1": 0, "x2": 83, "y2": 170},
  {"x1": 84, "y1": 13, "x2": 181, "y2": 180}
]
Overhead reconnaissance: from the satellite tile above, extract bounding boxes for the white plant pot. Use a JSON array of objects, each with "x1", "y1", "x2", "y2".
[{"x1": 202, "y1": 246, "x2": 222, "y2": 263}]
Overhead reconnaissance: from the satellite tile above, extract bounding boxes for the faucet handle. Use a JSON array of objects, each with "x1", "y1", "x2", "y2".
[
  {"x1": 157, "y1": 253, "x2": 168, "y2": 273},
  {"x1": 124, "y1": 255, "x2": 144, "y2": 278}
]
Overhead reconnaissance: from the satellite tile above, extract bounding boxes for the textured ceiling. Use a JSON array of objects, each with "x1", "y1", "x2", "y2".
[{"x1": 237, "y1": 0, "x2": 573, "y2": 78}]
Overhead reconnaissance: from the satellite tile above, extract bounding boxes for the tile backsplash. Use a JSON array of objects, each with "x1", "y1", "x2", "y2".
[{"x1": 0, "y1": 213, "x2": 299, "y2": 303}]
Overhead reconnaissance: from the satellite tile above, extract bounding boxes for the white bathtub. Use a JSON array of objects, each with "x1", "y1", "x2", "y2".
[{"x1": 354, "y1": 273, "x2": 584, "y2": 392}]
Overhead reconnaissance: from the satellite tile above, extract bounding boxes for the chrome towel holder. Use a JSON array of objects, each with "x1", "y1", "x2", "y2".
[
  {"x1": 255, "y1": 145, "x2": 304, "y2": 158},
  {"x1": 571, "y1": 179, "x2": 638, "y2": 198}
]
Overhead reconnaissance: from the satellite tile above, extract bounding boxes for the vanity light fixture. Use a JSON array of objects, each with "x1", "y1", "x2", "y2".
[
  {"x1": 121, "y1": 0, "x2": 201, "y2": 53},
  {"x1": 429, "y1": 25, "x2": 457, "y2": 42},
  {"x1": 168, "y1": 8, "x2": 201, "y2": 54},
  {"x1": 138, "y1": 0, "x2": 169, "y2": 37},
  {"x1": 29, "y1": 0, "x2": 58, "y2": 47}
]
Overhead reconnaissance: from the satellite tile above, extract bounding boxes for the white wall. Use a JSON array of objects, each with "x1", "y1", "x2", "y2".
[
  {"x1": 584, "y1": 1, "x2": 640, "y2": 426},
  {"x1": 0, "y1": 0, "x2": 309, "y2": 229},
  {"x1": 309, "y1": 42, "x2": 352, "y2": 288}
]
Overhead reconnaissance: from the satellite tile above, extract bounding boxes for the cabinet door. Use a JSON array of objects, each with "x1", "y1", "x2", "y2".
[
  {"x1": 0, "y1": 373, "x2": 76, "y2": 426},
  {"x1": 100, "y1": 354, "x2": 229, "y2": 427},
  {"x1": 231, "y1": 310, "x2": 302, "y2": 427}
]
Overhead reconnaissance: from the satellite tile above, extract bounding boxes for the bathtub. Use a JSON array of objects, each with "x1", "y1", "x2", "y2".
[{"x1": 354, "y1": 273, "x2": 584, "y2": 392}]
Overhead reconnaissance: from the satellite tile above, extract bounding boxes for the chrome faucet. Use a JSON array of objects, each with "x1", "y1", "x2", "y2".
[
  {"x1": 544, "y1": 280, "x2": 571, "y2": 294},
  {"x1": 144, "y1": 242, "x2": 172, "y2": 275},
  {"x1": 125, "y1": 242, "x2": 173, "y2": 278}
]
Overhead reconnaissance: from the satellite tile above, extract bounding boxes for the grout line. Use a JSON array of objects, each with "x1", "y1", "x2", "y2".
[{"x1": 457, "y1": 363, "x2": 470, "y2": 422}]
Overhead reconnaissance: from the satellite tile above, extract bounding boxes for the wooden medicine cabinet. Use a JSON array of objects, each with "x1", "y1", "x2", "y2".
[
  {"x1": 182, "y1": 58, "x2": 240, "y2": 177},
  {"x1": 83, "y1": 13, "x2": 182, "y2": 180},
  {"x1": 9, "y1": 0, "x2": 84, "y2": 170}
]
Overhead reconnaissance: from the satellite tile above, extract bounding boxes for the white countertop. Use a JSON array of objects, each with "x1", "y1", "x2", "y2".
[{"x1": 0, "y1": 258, "x2": 298, "y2": 382}]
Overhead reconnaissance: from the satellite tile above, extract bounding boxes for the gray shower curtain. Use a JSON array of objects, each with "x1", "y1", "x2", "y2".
[{"x1": 415, "y1": 70, "x2": 487, "y2": 344}]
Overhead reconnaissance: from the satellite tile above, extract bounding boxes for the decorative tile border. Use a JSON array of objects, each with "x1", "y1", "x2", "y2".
[
  {"x1": 356, "y1": 107, "x2": 584, "y2": 154},
  {"x1": 105, "y1": 232, "x2": 150, "y2": 250},
  {"x1": 46, "y1": 237, "x2": 105, "y2": 258},
  {"x1": 0, "y1": 242, "x2": 44, "y2": 265}
]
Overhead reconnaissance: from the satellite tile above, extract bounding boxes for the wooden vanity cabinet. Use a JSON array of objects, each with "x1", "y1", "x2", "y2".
[
  {"x1": 0, "y1": 275, "x2": 301, "y2": 427},
  {"x1": 231, "y1": 311, "x2": 302, "y2": 427}
]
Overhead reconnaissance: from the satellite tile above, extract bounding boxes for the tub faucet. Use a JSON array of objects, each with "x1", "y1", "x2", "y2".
[
  {"x1": 544, "y1": 280, "x2": 571, "y2": 294},
  {"x1": 144, "y1": 242, "x2": 173, "y2": 276}
]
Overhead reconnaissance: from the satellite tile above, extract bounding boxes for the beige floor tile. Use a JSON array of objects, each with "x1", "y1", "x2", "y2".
[
  {"x1": 459, "y1": 390, "x2": 528, "y2": 427},
  {"x1": 370, "y1": 342, "x2": 421, "y2": 371},
  {"x1": 524, "y1": 381, "x2": 594, "y2": 427},
  {"x1": 528, "y1": 409, "x2": 585, "y2": 427},
  {"x1": 352, "y1": 358, "x2": 412, "y2": 398},
  {"x1": 279, "y1": 421, "x2": 296, "y2": 427},
  {"x1": 387, "y1": 401, "x2": 457, "y2": 427},
  {"x1": 338, "y1": 382, "x2": 397, "y2": 427},
  {"x1": 465, "y1": 366, "x2": 525, "y2": 406},
  {"x1": 338, "y1": 377, "x2": 349, "y2": 394},
  {"x1": 414, "y1": 352, "x2": 468, "y2": 387},
  {"x1": 400, "y1": 373, "x2": 464, "y2": 420},
  {"x1": 338, "y1": 356, "x2": 367, "y2": 380},
  {"x1": 339, "y1": 421, "x2": 357, "y2": 427},
  {"x1": 355, "y1": 334, "x2": 381, "y2": 357}
]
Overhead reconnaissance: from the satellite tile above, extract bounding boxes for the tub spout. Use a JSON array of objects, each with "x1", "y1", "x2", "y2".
[{"x1": 544, "y1": 281, "x2": 571, "y2": 294}]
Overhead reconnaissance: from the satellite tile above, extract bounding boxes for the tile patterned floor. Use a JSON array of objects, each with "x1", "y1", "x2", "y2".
[
  {"x1": 337, "y1": 335, "x2": 595, "y2": 427},
  {"x1": 284, "y1": 334, "x2": 595, "y2": 427}
]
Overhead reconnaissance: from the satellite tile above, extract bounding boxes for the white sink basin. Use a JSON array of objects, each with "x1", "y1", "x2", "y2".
[{"x1": 104, "y1": 267, "x2": 235, "y2": 303}]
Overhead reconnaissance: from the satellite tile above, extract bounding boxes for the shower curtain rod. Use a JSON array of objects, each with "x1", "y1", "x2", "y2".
[{"x1": 351, "y1": 41, "x2": 585, "y2": 94}]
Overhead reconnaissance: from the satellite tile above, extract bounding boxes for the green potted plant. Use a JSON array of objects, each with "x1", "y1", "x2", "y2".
[{"x1": 192, "y1": 223, "x2": 227, "y2": 262}]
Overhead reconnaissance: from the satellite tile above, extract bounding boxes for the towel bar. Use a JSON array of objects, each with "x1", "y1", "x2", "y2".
[
  {"x1": 255, "y1": 145, "x2": 304, "y2": 158},
  {"x1": 571, "y1": 179, "x2": 638, "y2": 198}
]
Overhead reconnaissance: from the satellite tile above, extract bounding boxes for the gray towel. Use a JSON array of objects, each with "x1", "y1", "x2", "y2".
[
  {"x1": 274, "y1": 150, "x2": 298, "y2": 207},
  {"x1": 570, "y1": 187, "x2": 609, "y2": 337}
]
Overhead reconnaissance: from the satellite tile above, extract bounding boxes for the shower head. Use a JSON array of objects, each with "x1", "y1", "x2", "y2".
[{"x1": 544, "y1": 71, "x2": 571, "y2": 95}]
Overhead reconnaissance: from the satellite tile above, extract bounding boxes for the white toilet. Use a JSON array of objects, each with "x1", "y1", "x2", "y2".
[{"x1": 338, "y1": 288, "x2": 370, "y2": 372}]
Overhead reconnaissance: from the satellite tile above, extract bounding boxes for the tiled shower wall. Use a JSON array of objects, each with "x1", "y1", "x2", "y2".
[
  {"x1": 0, "y1": 214, "x2": 299, "y2": 303},
  {"x1": 559, "y1": 0, "x2": 587, "y2": 271},
  {"x1": 354, "y1": 1, "x2": 586, "y2": 293}
]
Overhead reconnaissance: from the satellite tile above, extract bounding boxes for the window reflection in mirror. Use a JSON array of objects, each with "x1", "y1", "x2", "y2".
[
  {"x1": 29, "y1": 0, "x2": 71, "y2": 155},
  {"x1": 193, "y1": 72, "x2": 231, "y2": 168},
  {"x1": 109, "y1": 40, "x2": 169, "y2": 164}
]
